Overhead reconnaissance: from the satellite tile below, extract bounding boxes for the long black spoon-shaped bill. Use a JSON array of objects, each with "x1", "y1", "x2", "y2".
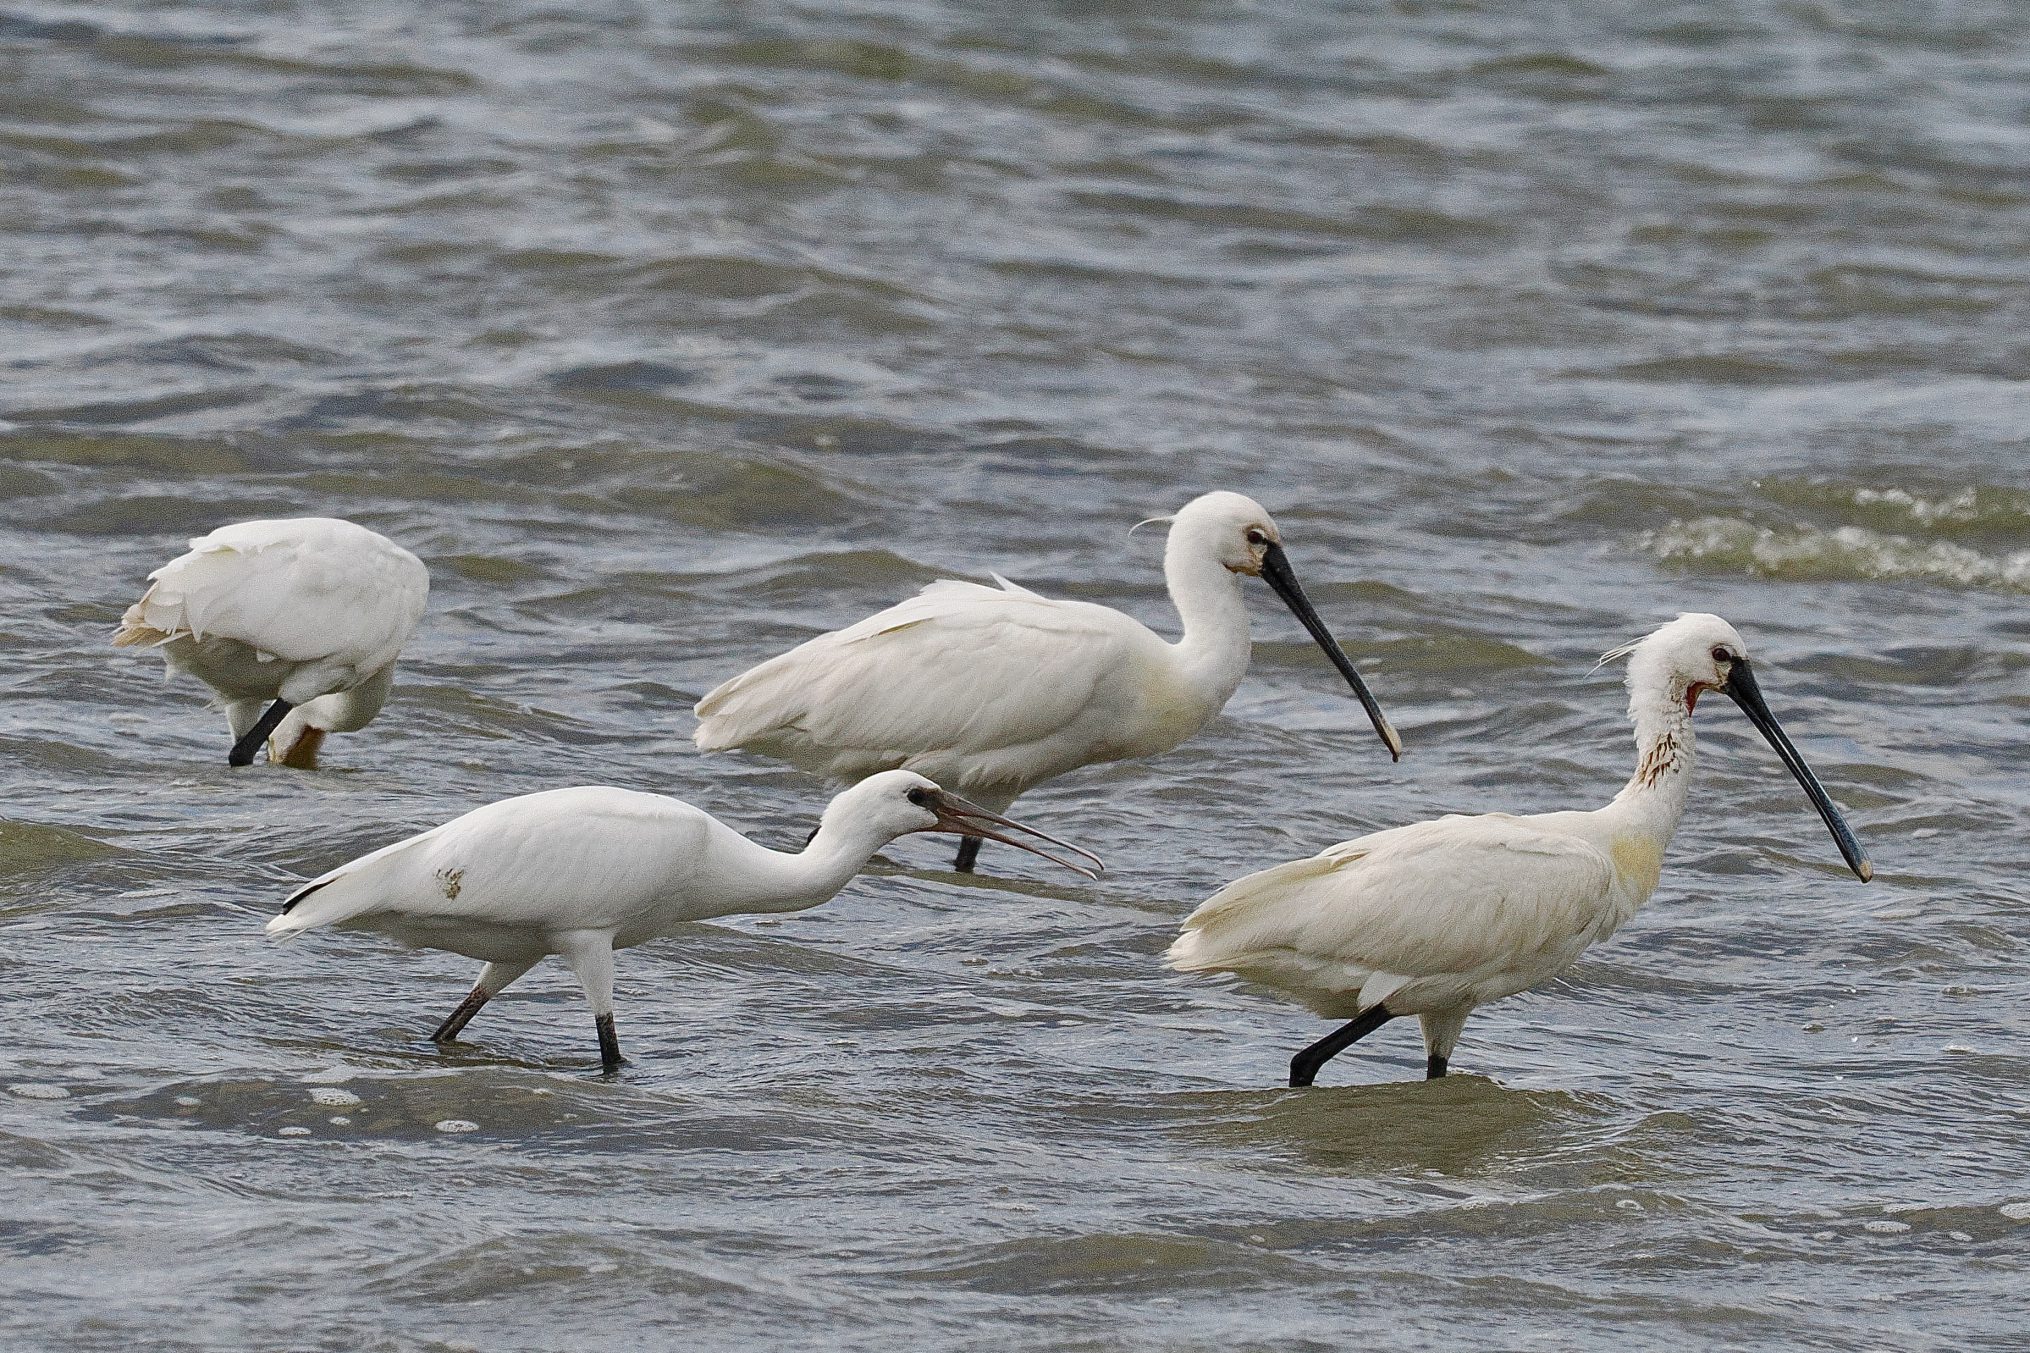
[
  {"x1": 1723, "y1": 659, "x2": 1872, "y2": 882},
  {"x1": 1258, "y1": 542, "x2": 1402, "y2": 761}
]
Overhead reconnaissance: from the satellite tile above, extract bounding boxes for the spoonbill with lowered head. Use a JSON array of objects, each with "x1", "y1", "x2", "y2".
[
  {"x1": 266, "y1": 770, "x2": 1102, "y2": 1070},
  {"x1": 1168, "y1": 613, "x2": 1872, "y2": 1086},
  {"x1": 695, "y1": 491, "x2": 1401, "y2": 872},
  {"x1": 114, "y1": 517, "x2": 428, "y2": 767}
]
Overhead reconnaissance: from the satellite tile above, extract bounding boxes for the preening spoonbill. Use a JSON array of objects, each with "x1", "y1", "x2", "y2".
[
  {"x1": 114, "y1": 517, "x2": 428, "y2": 767},
  {"x1": 695, "y1": 491, "x2": 1401, "y2": 872},
  {"x1": 266, "y1": 770, "x2": 1102, "y2": 1070},
  {"x1": 1168, "y1": 613, "x2": 1872, "y2": 1086}
]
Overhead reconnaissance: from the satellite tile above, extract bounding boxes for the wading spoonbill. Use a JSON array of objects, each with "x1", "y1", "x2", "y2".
[
  {"x1": 695, "y1": 491, "x2": 1400, "y2": 873},
  {"x1": 266, "y1": 771, "x2": 1102, "y2": 1070},
  {"x1": 1168, "y1": 613, "x2": 1871, "y2": 1086},
  {"x1": 114, "y1": 517, "x2": 428, "y2": 767}
]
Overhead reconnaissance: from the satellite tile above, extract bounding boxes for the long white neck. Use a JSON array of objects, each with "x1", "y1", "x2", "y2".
[
  {"x1": 703, "y1": 816, "x2": 896, "y2": 917},
  {"x1": 1162, "y1": 525, "x2": 1252, "y2": 703},
  {"x1": 1600, "y1": 672, "x2": 1698, "y2": 844}
]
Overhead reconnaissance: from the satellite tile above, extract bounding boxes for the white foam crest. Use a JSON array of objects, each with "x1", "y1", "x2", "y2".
[
  {"x1": 1850, "y1": 486, "x2": 1982, "y2": 527},
  {"x1": 1641, "y1": 516, "x2": 2030, "y2": 592}
]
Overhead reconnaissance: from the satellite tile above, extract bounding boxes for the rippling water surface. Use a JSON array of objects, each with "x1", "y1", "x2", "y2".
[{"x1": 4, "y1": 2, "x2": 2029, "y2": 1348}]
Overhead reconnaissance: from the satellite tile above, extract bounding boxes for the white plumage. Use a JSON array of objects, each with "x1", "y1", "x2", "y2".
[
  {"x1": 1169, "y1": 613, "x2": 1873, "y2": 1086},
  {"x1": 696, "y1": 491, "x2": 1399, "y2": 872},
  {"x1": 266, "y1": 770, "x2": 1102, "y2": 1069},
  {"x1": 114, "y1": 517, "x2": 428, "y2": 767}
]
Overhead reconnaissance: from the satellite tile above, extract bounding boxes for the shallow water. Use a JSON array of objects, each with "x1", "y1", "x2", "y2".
[{"x1": 3, "y1": 1, "x2": 2029, "y2": 1349}]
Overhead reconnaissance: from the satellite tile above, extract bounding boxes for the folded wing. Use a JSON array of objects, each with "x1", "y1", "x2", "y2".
[
  {"x1": 268, "y1": 788, "x2": 718, "y2": 938},
  {"x1": 695, "y1": 576, "x2": 1143, "y2": 778},
  {"x1": 1169, "y1": 814, "x2": 1621, "y2": 1015},
  {"x1": 117, "y1": 518, "x2": 427, "y2": 675}
]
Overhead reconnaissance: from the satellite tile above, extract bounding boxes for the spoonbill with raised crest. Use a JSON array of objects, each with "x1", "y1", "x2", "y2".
[
  {"x1": 1168, "y1": 613, "x2": 1872, "y2": 1086},
  {"x1": 114, "y1": 517, "x2": 428, "y2": 767},
  {"x1": 266, "y1": 770, "x2": 1102, "y2": 1070},
  {"x1": 695, "y1": 491, "x2": 1401, "y2": 873}
]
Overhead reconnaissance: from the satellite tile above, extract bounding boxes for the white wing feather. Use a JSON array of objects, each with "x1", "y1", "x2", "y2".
[
  {"x1": 1169, "y1": 814, "x2": 1622, "y2": 1016},
  {"x1": 695, "y1": 576, "x2": 1148, "y2": 781},
  {"x1": 268, "y1": 787, "x2": 721, "y2": 938},
  {"x1": 118, "y1": 518, "x2": 427, "y2": 673}
]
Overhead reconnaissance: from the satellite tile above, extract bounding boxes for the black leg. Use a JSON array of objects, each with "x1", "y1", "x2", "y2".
[
  {"x1": 954, "y1": 835, "x2": 982, "y2": 872},
  {"x1": 1289, "y1": 1005, "x2": 1394, "y2": 1087},
  {"x1": 595, "y1": 1013, "x2": 624, "y2": 1071},
  {"x1": 432, "y1": 987, "x2": 491, "y2": 1043},
  {"x1": 1426, "y1": 1054, "x2": 1448, "y2": 1079},
  {"x1": 228, "y1": 698, "x2": 294, "y2": 767}
]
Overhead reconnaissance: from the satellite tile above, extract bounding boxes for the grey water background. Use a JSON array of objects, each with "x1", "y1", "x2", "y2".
[{"x1": 2, "y1": 0, "x2": 2028, "y2": 1348}]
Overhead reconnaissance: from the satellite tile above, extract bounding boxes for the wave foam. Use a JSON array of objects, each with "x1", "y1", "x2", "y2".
[
  {"x1": 1640, "y1": 517, "x2": 2030, "y2": 592},
  {"x1": 1850, "y1": 486, "x2": 1982, "y2": 526},
  {"x1": 1762, "y1": 480, "x2": 2030, "y2": 533}
]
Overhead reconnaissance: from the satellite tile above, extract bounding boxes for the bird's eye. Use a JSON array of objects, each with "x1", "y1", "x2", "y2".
[
  {"x1": 906, "y1": 787, "x2": 930, "y2": 807},
  {"x1": 1244, "y1": 529, "x2": 1268, "y2": 546},
  {"x1": 1710, "y1": 646, "x2": 1734, "y2": 663}
]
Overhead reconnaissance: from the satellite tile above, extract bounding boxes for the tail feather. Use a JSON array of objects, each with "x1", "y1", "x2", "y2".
[
  {"x1": 112, "y1": 593, "x2": 176, "y2": 648},
  {"x1": 266, "y1": 875, "x2": 345, "y2": 937},
  {"x1": 111, "y1": 623, "x2": 172, "y2": 648},
  {"x1": 278, "y1": 875, "x2": 335, "y2": 917},
  {"x1": 693, "y1": 657, "x2": 801, "y2": 750},
  {"x1": 265, "y1": 828, "x2": 435, "y2": 937},
  {"x1": 265, "y1": 874, "x2": 369, "y2": 938}
]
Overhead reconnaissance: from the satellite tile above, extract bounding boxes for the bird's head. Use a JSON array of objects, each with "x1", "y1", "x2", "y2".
[
  {"x1": 823, "y1": 771, "x2": 1103, "y2": 879},
  {"x1": 1612, "y1": 611, "x2": 1752, "y2": 715},
  {"x1": 1153, "y1": 490, "x2": 1282, "y2": 576},
  {"x1": 1139, "y1": 489, "x2": 1402, "y2": 762},
  {"x1": 1601, "y1": 612, "x2": 1871, "y2": 883}
]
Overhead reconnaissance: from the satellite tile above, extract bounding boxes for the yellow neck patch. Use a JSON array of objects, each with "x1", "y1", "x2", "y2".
[{"x1": 1609, "y1": 833, "x2": 1665, "y2": 900}]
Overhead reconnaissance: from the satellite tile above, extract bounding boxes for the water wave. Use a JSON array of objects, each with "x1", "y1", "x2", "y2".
[
  {"x1": 1761, "y1": 480, "x2": 2030, "y2": 533},
  {"x1": 1639, "y1": 516, "x2": 2030, "y2": 592}
]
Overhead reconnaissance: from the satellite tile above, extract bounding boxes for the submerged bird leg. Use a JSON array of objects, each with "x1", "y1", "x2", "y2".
[
  {"x1": 228, "y1": 698, "x2": 294, "y2": 767},
  {"x1": 595, "y1": 1014, "x2": 622, "y2": 1071},
  {"x1": 560, "y1": 931, "x2": 623, "y2": 1071},
  {"x1": 432, "y1": 989, "x2": 490, "y2": 1043},
  {"x1": 1289, "y1": 1005, "x2": 1394, "y2": 1087},
  {"x1": 431, "y1": 958, "x2": 538, "y2": 1043},
  {"x1": 954, "y1": 836, "x2": 983, "y2": 873},
  {"x1": 1416, "y1": 1007, "x2": 1467, "y2": 1082}
]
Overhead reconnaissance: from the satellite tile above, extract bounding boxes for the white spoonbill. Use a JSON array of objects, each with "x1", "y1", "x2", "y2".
[
  {"x1": 695, "y1": 491, "x2": 1401, "y2": 873},
  {"x1": 114, "y1": 517, "x2": 428, "y2": 767},
  {"x1": 1168, "y1": 613, "x2": 1872, "y2": 1086},
  {"x1": 266, "y1": 770, "x2": 1102, "y2": 1070}
]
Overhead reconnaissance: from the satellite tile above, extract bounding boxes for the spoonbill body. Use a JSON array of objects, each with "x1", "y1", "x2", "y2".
[
  {"x1": 1168, "y1": 613, "x2": 1872, "y2": 1086},
  {"x1": 114, "y1": 517, "x2": 428, "y2": 767},
  {"x1": 266, "y1": 770, "x2": 1101, "y2": 1069},
  {"x1": 696, "y1": 491, "x2": 1400, "y2": 871}
]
